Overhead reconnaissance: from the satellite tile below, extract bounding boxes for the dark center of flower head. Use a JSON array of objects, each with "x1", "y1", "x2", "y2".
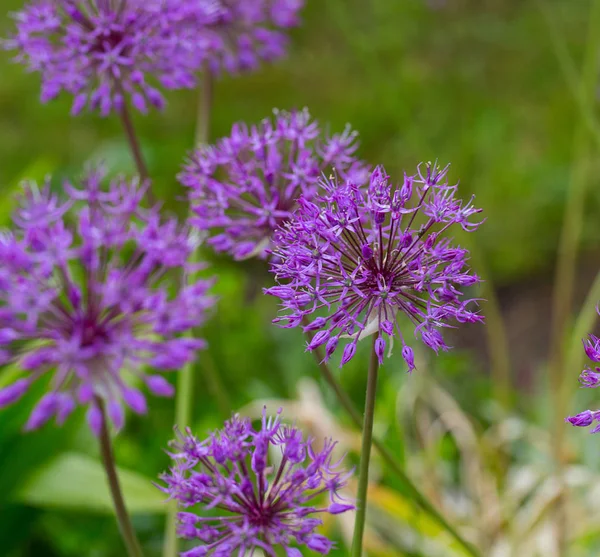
[
  {"x1": 247, "y1": 504, "x2": 277, "y2": 529},
  {"x1": 347, "y1": 235, "x2": 407, "y2": 296},
  {"x1": 93, "y1": 28, "x2": 127, "y2": 53},
  {"x1": 79, "y1": 314, "x2": 110, "y2": 347}
]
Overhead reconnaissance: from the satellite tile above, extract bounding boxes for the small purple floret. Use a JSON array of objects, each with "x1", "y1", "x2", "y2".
[
  {"x1": 583, "y1": 334, "x2": 600, "y2": 363},
  {"x1": 159, "y1": 407, "x2": 353, "y2": 555},
  {"x1": 0, "y1": 168, "x2": 215, "y2": 433},
  {"x1": 266, "y1": 163, "x2": 484, "y2": 369},
  {"x1": 566, "y1": 410, "x2": 596, "y2": 428},
  {"x1": 180, "y1": 108, "x2": 369, "y2": 260}
]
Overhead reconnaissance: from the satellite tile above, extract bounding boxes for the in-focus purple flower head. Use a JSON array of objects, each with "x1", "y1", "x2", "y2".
[
  {"x1": 158, "y1": 407, "x2": 353, "y2": 556},
  {"x1": 265, "y1": 163, "x2": 484, "y2": 370},
  {"x1": 566, "y1": 316, "x2": 600, "y2": 433},
  {"x1": 179, "y1": 108, "x2": 370, "y2": 261},
  {"x1": 0, "y1": 167, "x2": 215, "y2": 434},
  {"x1": 182, "y1": 0, "x2": 305, "y2": 74},
  {"x1": 3, "y1": 0, "x2": 214, "y2": 116}
]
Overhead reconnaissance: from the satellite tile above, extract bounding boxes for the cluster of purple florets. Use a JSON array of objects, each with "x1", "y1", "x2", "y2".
[
  {"x1": 160, "y1": 408, "x2": 353, "y2": 556},
  {"x1": 3, "y1": 0, "x2": 304, "y2": 115},
  {"x1": 266, "y1": 163, "x2": 484, "y2": 370},
  {"x1": 180, "y1": 108, "x2": 369, "y2": 260},
  {"x1": 190, "y1": 0, "x2": 305, "y2": 74},
  {"x1": 566, "y1": 325, "x2": 600, "y2": 433},
  {"x1": 0, "y1": 168, "x2": 214, "y2": 433}
]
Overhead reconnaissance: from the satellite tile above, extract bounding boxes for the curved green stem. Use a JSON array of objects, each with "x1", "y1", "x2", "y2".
[
  {"x1": 118, "y1": 103, "x2": 149, "y2": 181},
  {"x1": 351, "y1": 338, "x2": 379, "y2": 557},
  {"x1": 536, "y1": 1, "x2": 600, "y2": 554},
  {"x1": 304, "y1": 324, "x2": 480, "y2": 556},
  {"x1": 195, "y1": 63, "x2": 213, "y2": 147},
  {"x1": 97, "y1": 398, "x2": 144, "y2": 557},
  {"x1": 200, "y1": 348, "x2": 232, "y2": 419},
  {"x1": 117, "y1": 97, "x2": 155, "y2": 205}
]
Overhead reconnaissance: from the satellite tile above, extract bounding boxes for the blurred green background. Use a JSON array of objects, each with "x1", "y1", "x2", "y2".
[{"x1": 3, "y1": 0, "x2": 600, "y2": 556}]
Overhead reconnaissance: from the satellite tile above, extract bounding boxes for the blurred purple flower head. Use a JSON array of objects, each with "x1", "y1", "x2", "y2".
[
  {"x1": 3, "y1": 0, "x2": 213, "y2": 116},
  {"x1": 159, "y1": 407, "x2": 353, "y2": 556},
  {"x1": 180, "y1": 108, "x2": 369, "y2": 261},
  {"x1": 566, "y1": 321, "x2": 600, "y2": 433},
  {"x1": 265, "y1": 163, "x2": 484, "y2": 370},
  {"x1": 0, "y1": 167, "x2": 215, "y2": 434},
  {"x1": 182, "y1": 0, "x2": 304, "y2": 74}
]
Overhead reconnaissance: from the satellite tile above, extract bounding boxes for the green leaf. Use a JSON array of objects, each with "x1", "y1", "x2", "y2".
[
  {"x1": 0, "y1": 363, "x2": 24, "y2": 390},
  {"x1": 15, "y1": 452, "x2": 166, "y2": 514}
]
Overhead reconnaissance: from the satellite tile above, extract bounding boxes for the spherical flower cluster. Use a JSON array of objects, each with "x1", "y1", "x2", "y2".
[
  {"x1": 180, "y1": 108, "x2": 369, "y2": 260},
  {"x1": 0, "y1": 167, "x2": 215, "y2": 433},
  {"x1": 266, "y1": 164, "x2": 484, "y2": 370},
  {"x1": 566, "y1": 324, "x2": 600, "y2": 433},
  {"x1": 3, "y1": 0, "x2": 215, "y2": 116},
  {"x1": 159, "y1": 408, "x2": 353, "y2": 556},
  {"x1": 184, "y1": 0, "x2": 305, "y2": 74}
]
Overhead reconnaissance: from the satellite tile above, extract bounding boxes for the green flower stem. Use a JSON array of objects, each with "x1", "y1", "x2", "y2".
[
  {"x1": 118, "y1": 103, "x2": 149, "y2": 181},
  {"x1": 350, "y1": 337, "x2": 380, "y2": 557},
  {"x1": 195, "y1": 62, "x2": 213, "y2": 147},
  {"x1": 162, "y1": 66, "x2": 215, "y2": 557},
  {"x1": 117, "y1": 97, "x2": 156, "y2": 205},
  {"x1": 200, "y1": 348, "x2": 232, "y2": 420},
  {"x1": 304, "y1": 322, "x2": 480, "y2": 557},
  {"x1": 96, "y1": 397, "x2": 144, "y2": 557}
]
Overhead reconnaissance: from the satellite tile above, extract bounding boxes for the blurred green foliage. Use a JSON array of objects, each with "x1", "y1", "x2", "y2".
[{"x1": 2, "y1": 0, "x2": 600, "y2": 556}]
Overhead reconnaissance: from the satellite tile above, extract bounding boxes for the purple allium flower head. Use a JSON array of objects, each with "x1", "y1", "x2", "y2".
[
  {"x1": 179, "y1": 108, "x2": 370, "y2": 261},
  {"x1": 159, "y1": 407, "x2": 353, "y2": 556},
  {"x1": 181, "y1": 0, "x2": 305, "y2": 74},
  {"x1": 4, "y1": 0, "x2": 214, "y2": 116},
  {"x1": 265, "y1": 163, "x2": 484, "y2": 370},
  {"x1": 0, "y1": 167, "x2": 215, "y2": 434}
]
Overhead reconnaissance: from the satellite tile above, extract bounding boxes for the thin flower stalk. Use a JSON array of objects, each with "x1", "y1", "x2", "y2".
[
  {"x1": 350, "y1": 338, "x2": 379, "y2": 557},
  {"x1": 97, "y1": 397, "x2": 144, "y2": 557}
]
